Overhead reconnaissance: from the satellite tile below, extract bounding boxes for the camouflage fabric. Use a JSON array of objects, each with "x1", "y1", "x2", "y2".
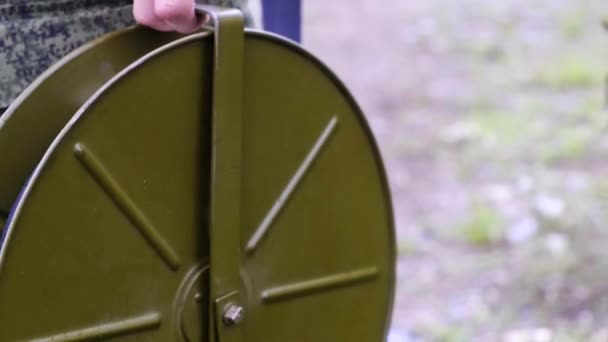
[{"x1": 0, "y1": 0, "x2": 248, "y2": 108}]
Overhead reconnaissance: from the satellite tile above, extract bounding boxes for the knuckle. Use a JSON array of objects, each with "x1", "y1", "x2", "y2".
[
  {"x1": 155, "y1": 0, "x2": 192, "y2": 20},
  {"x1": 133, "y1": 10, "x2": 158, "y2": 27}
]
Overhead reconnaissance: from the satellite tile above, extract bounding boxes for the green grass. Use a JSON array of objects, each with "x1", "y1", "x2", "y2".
[
  {"x1": 458, "y1": 202, "x2": 505, "y2": 246},
  {"x1": 536, "y1": 57, "x2": 601, "y2": 89},
  {"x1": 416, "y1": 320, "x2": 475, "y2": 342},
  {"x1": 460, "y1": 104, "x2": 601, "y2": 164},
  {"x1": 540, "y1": 126, "x2": 595, "y2": 163},
  {"x1": 560, "y1": 13, "x2": 585, "y2": 39},
  {"x1": 462, "y1": 109, "x2": 545, "y2": 163},
  {"x1": 474, "y1": 111, "x2": 526, "y2": 145}
]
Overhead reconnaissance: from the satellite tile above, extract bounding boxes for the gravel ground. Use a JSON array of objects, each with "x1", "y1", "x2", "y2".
[{"x1": 302, "y1": 0, "x2": 608, "y2": 340}]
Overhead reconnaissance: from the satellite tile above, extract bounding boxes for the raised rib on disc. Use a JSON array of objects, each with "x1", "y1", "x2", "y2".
[
  {"x1": 261, "y1": 267, "x2": 379, "y2": 303},
  {"x1": 74, "y1": 142, "x2": 181, "y2": 271},
  {"x1": 0, "y1": 29, "x2": 395, "y2": 342},
  {"x1": 245, "y1": 116, "x2": 339, "y2": 254},
  {"x1": 30, "y1": 313, "x2": 161, "y2": 342},
  {"x1": 0, "y1": 31, "x2": 214, "y2": 341},
  {"x1": 0, "y1": 27, "x2": 180, "y2": 214}
]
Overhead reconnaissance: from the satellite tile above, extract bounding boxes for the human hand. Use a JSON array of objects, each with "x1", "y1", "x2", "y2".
[{"x1": 133, "y1": 0, "x2": 205, "y2": 33}]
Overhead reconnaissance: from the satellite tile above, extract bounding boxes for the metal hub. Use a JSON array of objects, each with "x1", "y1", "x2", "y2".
[
  {"x1": 222, "y1": 303, "x2": 245, "y2": 327},
  {"x1": 174, "y1": 264, "x2": 209, "y2": 341}
]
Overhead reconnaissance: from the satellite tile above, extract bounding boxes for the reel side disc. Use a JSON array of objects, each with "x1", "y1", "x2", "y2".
[
  {"x1": 0, "y1": 27, "x2": 395, "y2": 342},
  {"x1": 239, "y1": 34, "x2": 395, "y2": 342},
  {"x1": 0, "y1": 33, "x2": 214, "y2": 341},
  {"x1": 0, "y1": 27, "x2": 181, "y2": 214}
]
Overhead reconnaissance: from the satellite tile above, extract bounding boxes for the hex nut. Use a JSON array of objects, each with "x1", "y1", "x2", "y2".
[{"x1": 222, "y1": 303, "x2": 244, "y2": 327}]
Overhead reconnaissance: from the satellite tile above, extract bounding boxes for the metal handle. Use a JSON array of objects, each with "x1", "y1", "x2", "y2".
[{"x1": 194, "y1": 5, "x2": 245, "y2": 342}]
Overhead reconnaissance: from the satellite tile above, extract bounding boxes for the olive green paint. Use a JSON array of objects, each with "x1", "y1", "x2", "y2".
[
  {"x1": 0, "y1": 10, "x2": 395, "y2": 341},
  {"x1": 0, "y1": 33, "x2": 216, "y2": 341},
  {"x1": 198, "y1": 6, "x2": 246, "y2": 342},
  {"x1": 0, "y1": 28, "x2": 182, "y2": 214}
]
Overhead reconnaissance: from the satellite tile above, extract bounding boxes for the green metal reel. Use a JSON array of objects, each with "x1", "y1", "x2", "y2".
[
  {"x1": 0, "y1": 6, "x2": 395, "y2": 342},
  {"x1": 0, "y1": 28, "x2": 181, "y2": 216}
]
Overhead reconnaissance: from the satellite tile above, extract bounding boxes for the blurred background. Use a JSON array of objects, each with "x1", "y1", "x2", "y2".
[{"x1": 259, "y1": 1, "x2": 608, "y2": 341}]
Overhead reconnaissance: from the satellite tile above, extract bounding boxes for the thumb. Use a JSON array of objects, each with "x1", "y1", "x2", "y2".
[
  {"x1": 154, "y1": 0, "x2": 203, "y2": 33},
  {"x1": 133, "y1": 0, "x2": 172, "y2": 31}
]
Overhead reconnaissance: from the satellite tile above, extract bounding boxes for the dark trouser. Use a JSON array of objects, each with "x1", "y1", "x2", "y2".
[{"x1": 262, "y1": 0, "x2": 301, "y2": 42}]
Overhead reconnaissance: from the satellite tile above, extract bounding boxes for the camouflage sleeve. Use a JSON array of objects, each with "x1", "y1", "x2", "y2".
[{"x1": 0, "y1": 0, "x2": 249, "y2": 108}]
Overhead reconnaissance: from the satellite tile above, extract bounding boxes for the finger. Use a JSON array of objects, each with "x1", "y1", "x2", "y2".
[
  {"x1": 154, "y1": 0, "x2": 202, "y2": 33},
  {"x1": 133, "y1": 0, "x2": 172, "y2": 31}
]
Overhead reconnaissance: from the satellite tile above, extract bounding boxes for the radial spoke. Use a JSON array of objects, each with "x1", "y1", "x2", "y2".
[
  {"x1": 30, "y1": 312, "x2": 161, "y2": 342},
  {"x1": 74, "y1": 143, "x2": 181, "y2": 271},
  {"x1": 245, "y1": 116, "x2": 338, "y2": 255},
  {"x1": 261, "y1": 267, "x2": 378, "y2": 303}
]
